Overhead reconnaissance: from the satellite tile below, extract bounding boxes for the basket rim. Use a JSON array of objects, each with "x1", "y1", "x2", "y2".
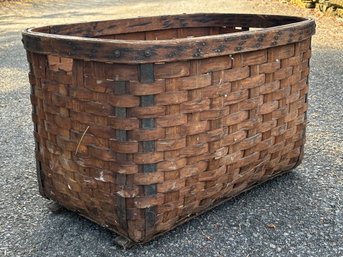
[{"x1": 22, "y1": 13, "x2": 316, "y2": 64}]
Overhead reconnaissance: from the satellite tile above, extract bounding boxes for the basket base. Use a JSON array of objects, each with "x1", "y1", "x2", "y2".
[
  {"x1": 44, "y1": 168, "x2": 299, "y2": 245},
  {"x1": 136, "y1": 168, "x2": 297, "y2": 244},
  {"x1": 47, "y1": 201, "x2": 65, "y2": 214},
  {"x1": 114, "y1": 236, "x2": 136, "y2": 249}
]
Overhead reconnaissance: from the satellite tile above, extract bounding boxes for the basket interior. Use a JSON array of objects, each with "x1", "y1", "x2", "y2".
[
  {"x1": 94, "y1": 26, "x2": 250, "y2": 40},
  {"x1": 33, "y1": 13, "x2": 305, "y2": 41}
]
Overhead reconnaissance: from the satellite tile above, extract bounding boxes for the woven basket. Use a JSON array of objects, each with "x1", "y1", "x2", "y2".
[{"x1": 22, "y1": 13, "x2": 315, "y2": 244}]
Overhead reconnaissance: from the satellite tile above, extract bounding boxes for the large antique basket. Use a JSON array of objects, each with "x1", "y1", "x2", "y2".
[{"x1": 22, "y1": 13, "x2": 315, "y2": 244}]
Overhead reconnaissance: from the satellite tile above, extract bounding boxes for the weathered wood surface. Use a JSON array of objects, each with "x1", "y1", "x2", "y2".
[{"x1": 23, "y1": 13, "x2": 315, "y2": 64}]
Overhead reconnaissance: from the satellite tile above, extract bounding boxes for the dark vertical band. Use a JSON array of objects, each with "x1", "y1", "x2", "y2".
[
  {"x1": 35, "y1": 155, "x2": 46, "y2": 197},
  {"x1": 31, "y1": 62, "x2": 46, "y2": 198},
  {"x1": 139, "y1": 64, "x2": 154, "y2": 83},
  {"x1": 114, "y1": 80, "x2": 129, "y2": 230},
  {"x1": 116, "y1": 173, "x2": 128, "y2": 230},
  {"x1": 139, "y1": 64, "x2": 157, "y2": 233},
  {"x1": 114, "y1": 81, "x2": 128, "y2": 141}
]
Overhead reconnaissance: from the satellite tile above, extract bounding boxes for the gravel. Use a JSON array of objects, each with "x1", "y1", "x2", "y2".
[{"x1": 0, "y1": 0, "x2": 342, "y2": 256}]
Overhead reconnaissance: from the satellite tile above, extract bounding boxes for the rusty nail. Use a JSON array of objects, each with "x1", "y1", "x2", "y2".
[
  {"x1": 114, "y1": 50, "x2": 121, "y2": 58},
  {"x1": 144, "y1": 50, "x2": 152, "y2": 57}
]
